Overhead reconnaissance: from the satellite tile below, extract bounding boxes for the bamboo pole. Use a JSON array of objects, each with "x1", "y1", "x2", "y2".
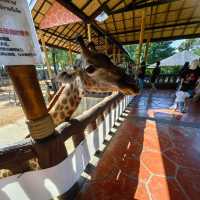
[
  {"x1": 137, "y1": 10, "x2": 145, "y2": 66},
  {"x1": 40, "y1": 34, "x2": 53, "y2": 79},
  {"x1": 144, "y1": 34, "x2": 151, "y2": 64},
  {"x1": 68, "y1": 42, "x2": 73, "y2": 65},
  {"x1": 87, "y1": 23, "x2": 92, "y2": 42}
]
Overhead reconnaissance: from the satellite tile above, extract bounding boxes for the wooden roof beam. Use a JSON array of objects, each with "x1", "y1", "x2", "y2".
[
  {"x1": 36, "y1": 27, "x2": 74, "y2": 42},
  {"x1": 38, "y1": 41, "x2": 79, "y2": 53},
  {"x1": 121, "y1": 33, "x2": 200, "y2": 45},
  {"x1": 90, "y1": 1, "x2": 110, "y2": 19},
  {"x1": 111, "y1": 0, "x2": 177, "y2": 14},
  {"x1": 56, "y1": 0, "x2": 128, "y2": 56},
  {"x1": 109, "y1": 21, "x2": 200, "y2": 35}
]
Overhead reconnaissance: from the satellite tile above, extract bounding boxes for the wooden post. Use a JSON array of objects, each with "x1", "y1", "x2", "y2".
[
  {"x1": 137, "y1": 10, "x2": 145, "y2": 66},
  {"x1": 68, "y1": 42, "x2": 73, "y2": 65},
  {"x1": 40, "y1": 35, "x2": 53, "y2": 79},
  {"x1": 6, "y1": 66, "x2": 54, "y2": 140},
  {"x1": 105, "y1": 35, "x2": 108, "y2": 54},
  {"x1": 113, "y1": 45, "x2": 116, "y2": 64},
  {"x1": 118, "y1": 49, "x2": 121, "y2": 64},
  {"x1": 6, "y1": 66, "x2": 68, "y2": 168},
  {"x1": 144, "y1": 34, "x2": 151, "y2": 64},
  {"x1": 87, "y1": 23, "x2": 92, "y2": 42}
]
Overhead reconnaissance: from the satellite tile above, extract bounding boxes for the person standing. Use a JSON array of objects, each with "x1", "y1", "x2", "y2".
[
  {"x1": 151, "y1": 61, "x2": 161, "y2": 89},
  {"x1": 179, "y1": 62, "x2": 190, "y2": 79},
  {"x1": 170, "y1": 84, "x2": 190, "y2": 113},
  {"x1": 138, "y1": 61, "x2": 146, "y2": 91}
]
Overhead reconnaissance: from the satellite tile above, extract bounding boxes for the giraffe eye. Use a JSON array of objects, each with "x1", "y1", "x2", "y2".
[{"x1": 85, "y1": 65, "x2": 96, "y2": 74}]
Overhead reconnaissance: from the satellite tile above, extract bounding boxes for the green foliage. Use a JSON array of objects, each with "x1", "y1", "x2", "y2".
[
  {"x1": 47, "y1": 48, "x2": 77, "y2": 71},
  {"x1": 193, "y1": 48, "x2": 200, "y2": 56},
  {"x1": 124, "y1": 44, "x2": 138, "y2": 62},
  {"x1": 146, "y1": 41, "x2": 175, "y2": 64},
  {"x1": 178, "y1": 39, "x2": 199, "y2": 51},
  {"x1": 124, "y1": 41, "x2": 175, "y2": 65},
  {"x1": 178, "y1": 38, "x2": 200, "y2": 56},
  {"x1": 146, "y1": 66, "x2": 181, "y2": 76}
]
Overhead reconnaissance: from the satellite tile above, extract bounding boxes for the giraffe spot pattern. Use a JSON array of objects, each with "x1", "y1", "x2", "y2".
[
  {"x1": 64, "y1": 105, "x2": 69, "y2": 110},
  {"x1": 59, "y1": 112, "x2": 65, "y2": 120},
  {"x1": 62, "y1": 98, "x2": 67, "y2": 104},
  {"x1": 70, "y1": 97, "x2": 74, "y2": 107},
  {"x1": 53, "y1": 112, "x2": 58, "y2": 118}
]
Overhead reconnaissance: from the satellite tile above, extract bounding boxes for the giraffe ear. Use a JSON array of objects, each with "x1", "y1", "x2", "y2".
[{"x1": 57, "y1": 71, "x2": 74, "y2": 83}]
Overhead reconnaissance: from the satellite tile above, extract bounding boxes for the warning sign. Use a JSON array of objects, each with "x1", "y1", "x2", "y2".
[{"x1": 0, "y1": 0, "x2": 43, "y2": 65}]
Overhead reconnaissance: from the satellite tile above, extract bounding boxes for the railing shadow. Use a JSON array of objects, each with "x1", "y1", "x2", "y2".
[{"x1": 78, "y1": 90, "x2": 200, "y2": 199}]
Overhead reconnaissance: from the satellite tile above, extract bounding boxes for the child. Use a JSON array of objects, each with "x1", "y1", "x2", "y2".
[{"x1": 170, "y1": 84, "x2": 190, "y2": 113}]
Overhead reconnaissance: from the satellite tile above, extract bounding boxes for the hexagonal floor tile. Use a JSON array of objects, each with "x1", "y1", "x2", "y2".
[
  {"x1": 78, "y1": 172, "x2": 149, "y2": 200},
  {"x1": 148, "y1": 176, "x2": 188, "y2": 200},
  {"x1": 177, "y1": 167, "x2": 200, "y2": 200},
  {"x1": 164, "y1": 147, "x2": 200, "y2": 170},
  {"x1": 141, "y1": 151, "x2": 176, "y2": 177}
]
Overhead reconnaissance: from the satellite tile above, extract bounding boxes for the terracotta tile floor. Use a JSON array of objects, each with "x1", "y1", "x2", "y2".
[{"x1": 77, "y1": 90, "x2": 200, "y2": 200}]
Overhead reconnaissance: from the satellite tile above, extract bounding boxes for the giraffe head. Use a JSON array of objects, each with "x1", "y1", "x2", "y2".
[
  {"x1": 57, "y1": 67, "x2": 118, "y2": 94},
  {"x1": 76, "y1": 36, "x2": 139, "y2": 95}
]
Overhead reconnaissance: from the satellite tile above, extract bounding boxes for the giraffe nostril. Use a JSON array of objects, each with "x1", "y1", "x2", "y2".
[
  {"x1": 67, "y1": 74, "x2": 73, "y2": 79},
  {"x1": 85, "y1": 65, "x2": 96, "y2": 74}
]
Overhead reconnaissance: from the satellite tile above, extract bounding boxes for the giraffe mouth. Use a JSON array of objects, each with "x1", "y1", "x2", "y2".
[{"x1": 117, "y1": 76, "x2": 140, "y2": 95}]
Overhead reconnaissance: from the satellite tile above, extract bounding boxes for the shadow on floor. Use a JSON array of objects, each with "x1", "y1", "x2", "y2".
[{"x1": 77, "y1": 90, "x2": 200, "y2": 200}]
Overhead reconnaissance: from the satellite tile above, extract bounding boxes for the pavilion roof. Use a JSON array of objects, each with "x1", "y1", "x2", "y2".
[{"x1": 32, "y1": 0, "x2": 200, "y2": 55}]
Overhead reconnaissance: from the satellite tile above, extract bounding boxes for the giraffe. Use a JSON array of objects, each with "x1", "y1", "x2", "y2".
[
  {"x1": 48, "y1": 67, "x2": 120, "y2": 126},
  {"x1": 48, "y1": 36, "x2": 139, "y2": 126},
  {"x1": 0, "y1": 67, "x2": 131, "y2": 179},
  {"x1": 0, "y1": 38, "x2": 139, "y2": 179}
]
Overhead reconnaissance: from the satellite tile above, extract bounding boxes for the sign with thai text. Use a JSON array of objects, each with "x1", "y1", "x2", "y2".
[{"x1": 0, "y1": 0, "x2": 43, "y2": 65}]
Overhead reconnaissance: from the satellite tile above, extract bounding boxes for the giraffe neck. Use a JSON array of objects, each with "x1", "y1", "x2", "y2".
[
  {"x1": 49, "y1": 71, "x2": 118, "y2": 126},
  {"x1": 49, "y1": 76, "x2": 84, "y2": 126},
  {"x1": 81, "y1": 73, "x2": 118, "y2": 93}
]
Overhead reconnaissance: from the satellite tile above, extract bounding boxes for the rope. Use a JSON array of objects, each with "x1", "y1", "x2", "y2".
[{"x1": 26, "y1": 115, "x2": 55, "y2": 140}]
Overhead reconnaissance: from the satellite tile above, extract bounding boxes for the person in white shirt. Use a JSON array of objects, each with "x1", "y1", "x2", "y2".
[{"x1": 170, "y1": 85, "x2": 190, "y2": 113}]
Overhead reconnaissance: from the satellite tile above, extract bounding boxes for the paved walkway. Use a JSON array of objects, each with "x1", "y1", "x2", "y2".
[
  {"x1": 77, "y1": 90, "x2": 200, "y2": 200},
  {"x1": 0, "y1": 118, "x2": 28, "y2": 147}
]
